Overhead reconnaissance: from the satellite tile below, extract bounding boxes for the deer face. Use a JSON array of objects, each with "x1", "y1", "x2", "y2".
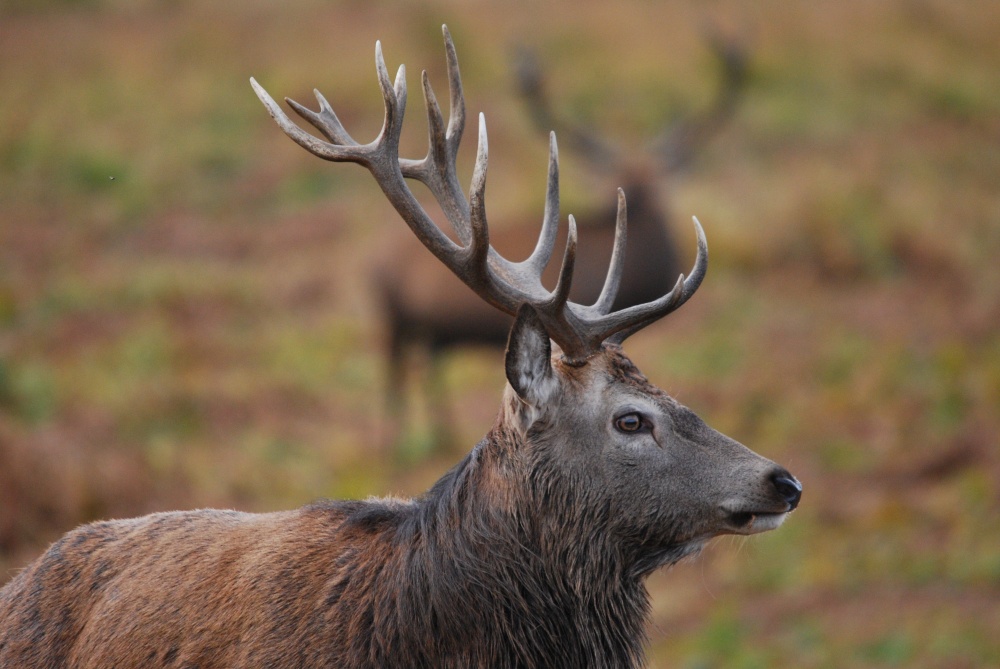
[{"x1": 504, "y1": 306, "x2": 801, "y2": 571}]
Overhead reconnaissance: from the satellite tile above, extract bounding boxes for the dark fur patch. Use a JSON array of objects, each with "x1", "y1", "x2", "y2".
[{"x1": 343, "y1": 504, "x2": 404, "y2": 534}]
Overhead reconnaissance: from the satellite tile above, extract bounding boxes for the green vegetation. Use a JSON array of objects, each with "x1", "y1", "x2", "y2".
[{"x1": 1, "y1": 1, "x2": 998, "y2": 666}]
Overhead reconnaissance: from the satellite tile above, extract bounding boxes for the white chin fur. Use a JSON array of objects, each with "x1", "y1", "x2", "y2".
[{"x1": 739, "y1": 512, "x2": 788, "y2": 535}]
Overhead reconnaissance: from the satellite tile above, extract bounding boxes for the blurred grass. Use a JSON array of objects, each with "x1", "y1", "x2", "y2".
[{"x1": 1, "y1": 1, "x2": 999, "y2": 666}]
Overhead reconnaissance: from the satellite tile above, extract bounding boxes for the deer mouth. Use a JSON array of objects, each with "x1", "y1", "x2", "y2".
[{"x1": 725, "y1": 510, "x2": 790, "y2": 535}]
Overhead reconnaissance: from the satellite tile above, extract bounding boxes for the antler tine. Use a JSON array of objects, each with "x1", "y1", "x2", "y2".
[
  {"x1": 467, "y1": 113, "x2": 492, "y2": 270},
  {"x1": 442, "y1": 25, "x2": 466, "y2": 157},
  {"x1": 372, "y1": 41, "x2": 407, "y2": 161},
  {"x1": 601, "y1": 216, "x2": 708, "y2": 346},
  {"x1": 398, "y1": 26, "x2": 471, "y2": 246},
  {"x1": 537, "y1": 215, "x2": 583, "y2": 355},
  {"x1": 547, "y1": 214, "x2": 578, "y2": 313},
  {"x1": 589, "y1": 187, "x2": 628, "y2": 315},
  {"x1": 523, "y1": 132, "x2": 561, "y2": 274},
  {"x1": 286, "y1": 90, "x2": 359, "y2": 147}
]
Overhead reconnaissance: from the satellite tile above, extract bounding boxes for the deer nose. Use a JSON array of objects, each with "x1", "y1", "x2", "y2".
[{"x1": 770, "y1": 470, "x2": 802, "y2": 511}]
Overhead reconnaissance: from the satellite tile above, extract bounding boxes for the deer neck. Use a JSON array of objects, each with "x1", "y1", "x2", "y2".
[{"x1": 403, "y1": 423, "x2": 651, "y2": 667}]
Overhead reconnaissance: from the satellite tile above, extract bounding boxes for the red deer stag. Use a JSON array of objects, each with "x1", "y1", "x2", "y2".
[
  {"x1": 376, "y1": 29, "x2": 749, "y2": 447},
  {"x1": 0, "y1": 27, "x2": 799, "y2": 669}
]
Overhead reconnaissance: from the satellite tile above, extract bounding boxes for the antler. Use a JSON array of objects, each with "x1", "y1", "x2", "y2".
[{"x1": 251, "y1": 25, "x2": 706, "y2": 364}]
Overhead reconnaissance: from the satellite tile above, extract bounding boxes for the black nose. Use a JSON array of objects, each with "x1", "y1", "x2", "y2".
[{"x1": 771, "y1": 470, "x2": 802, "y2": 510}]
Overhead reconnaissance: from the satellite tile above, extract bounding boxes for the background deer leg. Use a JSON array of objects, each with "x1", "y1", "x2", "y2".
[
  {"x1": 381, "y1": 325, "x2": 407, "y2": 455},
  {"x1": 426, "y1": 346, "x2": 457, "y2": 454}
]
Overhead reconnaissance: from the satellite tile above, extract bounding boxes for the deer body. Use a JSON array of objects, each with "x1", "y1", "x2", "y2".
[
  {"x1": 0, "y1": 343, "x2": 793, "y2": 669},
  {"x1": 0, "y1": 28, "x2": 798, "y2": 669}
]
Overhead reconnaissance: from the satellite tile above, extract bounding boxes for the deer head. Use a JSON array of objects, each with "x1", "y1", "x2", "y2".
[{"x1": 251, "y1": 23, "x2": 799, "y2": 551}]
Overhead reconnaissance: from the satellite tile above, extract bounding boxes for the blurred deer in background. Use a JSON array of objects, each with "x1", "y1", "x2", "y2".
[
  {"x1": 0, "y1": 27, "x2": 798, "y2": 669},
  {"x1": 376, "y1": 27, "x2": 749, "y2": 449}
]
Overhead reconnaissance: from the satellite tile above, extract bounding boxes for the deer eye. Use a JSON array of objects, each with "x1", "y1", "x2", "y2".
[{"x1": 614, "y1": 412, "x2": 645, "y2": 434}]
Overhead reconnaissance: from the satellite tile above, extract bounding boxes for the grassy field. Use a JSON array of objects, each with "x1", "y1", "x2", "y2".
[{"x1": 1, "y1": 1, "x2": 998, "y2": 666}]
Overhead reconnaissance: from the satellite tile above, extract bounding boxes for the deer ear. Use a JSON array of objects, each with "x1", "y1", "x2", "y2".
[{"x1": 505, "y1": 304, "x2": 556, "y2": 405}]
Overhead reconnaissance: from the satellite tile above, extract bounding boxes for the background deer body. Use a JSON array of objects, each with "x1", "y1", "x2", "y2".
[
  {"x1": 0, "y1": 28, "x2": 798, "y2": 669},
  {"x1": 378, "y1": 34, "x2": 746, "y2": 445}
]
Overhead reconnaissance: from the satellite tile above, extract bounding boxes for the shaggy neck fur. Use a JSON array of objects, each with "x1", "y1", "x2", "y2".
[{"x1": 345, "y1": 421, "x2": 658, "y2": 668}]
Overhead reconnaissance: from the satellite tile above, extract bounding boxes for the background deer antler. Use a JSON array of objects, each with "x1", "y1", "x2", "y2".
[
  {"x1": 651, "y1": 22, "x2": 751, "y2": 172},
  {"x1": 513, "y1": 21, "x2": 750, "y2": 176},
  {"x1": 251, "y1": 25, "x2": 706, "y2": 363}
]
